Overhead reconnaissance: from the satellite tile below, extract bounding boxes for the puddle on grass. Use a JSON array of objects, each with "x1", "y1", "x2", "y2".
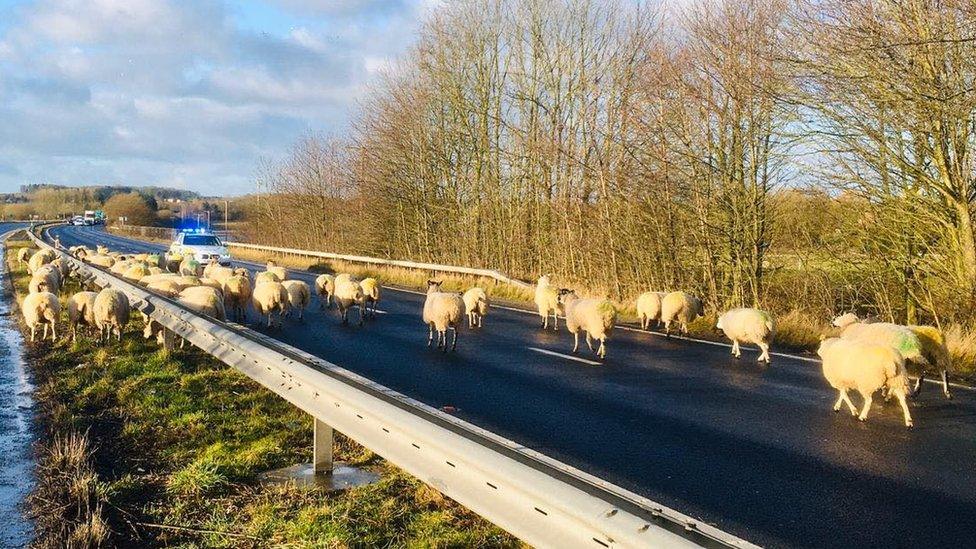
[{"x1": 0, "y1": 250, "x2": 36, "y2": 546}]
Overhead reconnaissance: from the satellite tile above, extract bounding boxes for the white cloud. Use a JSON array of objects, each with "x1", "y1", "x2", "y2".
[{"x1": 0, "y1": 0, "x2": 429, "y2": 195}]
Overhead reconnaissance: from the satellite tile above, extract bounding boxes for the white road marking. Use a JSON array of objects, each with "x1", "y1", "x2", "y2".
[{"x1": 528, "y1": 347, "x2": 602, "y2": 366}]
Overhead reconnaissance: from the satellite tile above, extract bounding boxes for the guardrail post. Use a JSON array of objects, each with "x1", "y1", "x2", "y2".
[{"x1": 313, "y1": 417, "x2": 334, "y2": 474}]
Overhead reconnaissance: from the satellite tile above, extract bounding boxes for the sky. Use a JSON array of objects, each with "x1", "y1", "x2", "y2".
[{"x1": 0, "y1": 0, "x2": 435, "y2": 196}]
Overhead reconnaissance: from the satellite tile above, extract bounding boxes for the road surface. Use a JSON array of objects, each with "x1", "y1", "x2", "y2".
[{"x1": 49, "y1": 224, "x2": 976, "y2": 549}]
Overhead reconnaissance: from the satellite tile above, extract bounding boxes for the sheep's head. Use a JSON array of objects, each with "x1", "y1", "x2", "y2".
[
  {"x1": 537, "y1": 275, "x2": 551, "y2": 286},
  {"x1": 556, "y1": 288, "x2": 577, "y2": 305},
  {"x1": 831, "y1": 312, "x2": 859, "y2": 329},
  {"x1": 233, "y1": 267, "x2": 249, "y2": 278},
  {"x1": 426, "y1": 280, "x2": 442, "y2": 293},
  {"x1": 715, "y1": 314, "x2": 725, "y2": 330},
  {"x1": 267, "y1": 260, "x2": 278, "y2": 268}
]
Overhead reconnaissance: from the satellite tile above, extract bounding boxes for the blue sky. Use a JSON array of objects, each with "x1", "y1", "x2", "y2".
[{"x1": 0, "y1": 0, "x2": 433, "y2": 196}]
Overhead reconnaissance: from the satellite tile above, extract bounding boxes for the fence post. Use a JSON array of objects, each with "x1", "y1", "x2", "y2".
[{"x1": 313, "y1": 417, "x2": 334, "y2": 474}]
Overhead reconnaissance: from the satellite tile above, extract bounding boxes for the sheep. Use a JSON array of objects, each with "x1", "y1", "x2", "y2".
[
  {"x1": 360, "y1": 277, "x2": 381, "y2": 318},
  {"x1": 315, "y1": 274, "x2": 335, "y2": 309},
  {"x1": 422, "y1": 280, "x2": 464, "y2": 351},
  {"x1": 27, "y1": 249, "x2": 55, "y2": 274},
  {"x1": 661, "y1": 291, "x2": 703, "y2": 336},
  {"x1": 148, "y1": 267, "x2": 164, "y2": 275},
  {"x1": 906, "y1": 325, "x2": 953, "y2": 399},
  {"x1": 282, "y1": 280, "x2": 311, "y2": 320},
  {"x1": 179, "y1": 257, "x2": 202, "y2": 276},
  {"x1": 558, "y1": 290, "x2": 617, "y2": 359},
  {"x1": 86, "y1": 255, "x2": 115, "y2": 269},
  {"x1": 223, "y1": 274, "x2": 252, "y2": 322},
  {"x1": 28, "y1": 270, "x2": 60, "y2": 295},
  {"x1": 146, "y1": 280, "x2": 183, "y2": 298},
  {"x1": 93, "y1": 288, "x2": 130, "y2": 343},
  {"x1": 122, "y1": 263, "x2": 151, "y2": 283},
  {"x1": 817, "y1": 337, "x2": 913, "y2": 428},
  {"x1": 195, "y1": 277, "x2": 225, "y2": 297},
  {"x1": 832, "y1": 313, "x2": 952, "y2": 399},
  {"x1": 138, "y1": 273, "x2": 179, "y2": 287},
  {"x1": 66, "y1": 291, "x2": 98, "y2": 342},
  {"x1": 50, "y1": 257, "x2": 72, "y2": 280},
  {"x1": 265, "y1": 260, "x2": 288, "y2": 282},
  {"x1": 16, "y1": 247, "x2": 31, "y2": 265},
  {"x1": 177, "y1": 286, "x2": 226, "y2": 321},
  {"x1": 96, "y1": 245, "x2": 109, "y2": 255},
  {"x1": 462, "y1": 287, "x2": 489, "y2": 328},
  {"x1": 145, "y1": 254, "x2": 162, "y2": 268},
  {"x1": 172, "y1": 276, "x2": 203, "y2": 290},
  {"x1": 636, "y1": 291, "x2": 666, "y2": 330},
  {"x1": 203, "y1": 259, "x2": 234, "y2": 283},
  {"x1": 164, "y1": 254, "x2": 182, "y2": 273},
  {"x1": 534, "y1": 275, "x2": 562, "y2": 330},
  {"x1": 252, "y1": 281, "x2": 289, "y2": 328},
  {"x1": 255, "y1": 271, "x2": 281, "y2": 285},
  {"x1": 333, "y1": 274, "x2": 366, "y2": 326},
  {"x1": 109, "y1": 259, "x2": 132, "y2": 275},
  {"x1": 142, "y1": 315, "x2": 181, "y2": 350},
  {"x1": 22, "y1": 291, "x2": 60, "y2": 342},
  {"x1": 716, "y1": 308, "x2": 776, "y2": 363}
]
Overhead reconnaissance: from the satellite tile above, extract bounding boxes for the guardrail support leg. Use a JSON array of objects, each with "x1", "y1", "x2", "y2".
[{"x1": 313, "y1": 417, "x2": 333, "y2": 475}]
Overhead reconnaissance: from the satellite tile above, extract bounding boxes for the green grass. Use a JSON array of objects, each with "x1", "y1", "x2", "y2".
[{"x1": 5, "y1": 237, "x2": 519, "y2": 548}]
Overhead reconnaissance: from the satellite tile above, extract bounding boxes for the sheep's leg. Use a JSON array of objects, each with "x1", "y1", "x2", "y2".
[
  {"x1": 585, "y1": 332, "x2": 594, "y2": 352},
  {"x1": 427, "y1": 324, "x2": 434, "y2": 347},
  {"x1": 858, "y1": 394, "x2": 873, "y2": 422},
  {"x1": 30, "y1": 326, "x2": 35, "y2": 342},
  {"x1": 451, "y1": 326, "x2": 458, "y2": 351},
  {"x1": 52, "y1": 323, "x2": 58, "y2": 342},
  {"x1": 891, "y1": 388, "x2": 914, "y2": 428},
  {"x1": 942, "y1": 370, "x2": 952, "y2": 399},
  {"x1": 478, "y1": 314, "x2": 483, "y2": 328},
  {"x1": 551, "y1": 311, "x2": 558, "y2": 331},
  {"x1": 267, "y1": 313, "x2": 272, "y2": 328},
  {"x1": 597, "y1": 339, "x2": 606, "y2": 359},
  {"x1": 731, "y1": 340, "x2": 740, "y2": 358},
  {"x1": 832, "y1": 391, "x2": 846, "y2": 412},
  {"x1": 640, "y1": 315, "x2": 647, "y2": 330},
  {"x1": 572, "y1": 332, "x2": 579, "y2": 353},
  {"x1": 42, "y1": 323, "x2": 49, "y2": 341},
  {"x1": 664, "y1": 321, "x2": 671, "y2": 338},
  {"x1": 541, "y1": 313, "x2": 548, "y2": 330},
  {"x1": 467, "y1": 312, "x2": 473, "y2": 328},
  {"x1": 358, "y1": 306, "x2": 365, "y2": 326},
  {"x1": 911, "y1": 374, "x2": 925, "y2": 397},
  {"x1": 758, "y1": 342, "x2": 770, "y2": 363},
  {"x1": 835, "y1": 389, "x2": 857, "y2": 415}
]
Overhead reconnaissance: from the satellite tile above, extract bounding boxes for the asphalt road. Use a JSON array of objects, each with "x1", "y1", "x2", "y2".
[{"x1": 49, "y1": 224, "x2": 976, "y2": 549}]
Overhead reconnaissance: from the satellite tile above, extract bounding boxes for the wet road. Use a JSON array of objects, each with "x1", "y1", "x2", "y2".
[
  {"x1": 0, "y1": 222, "x2": 35, "y2": 547},
  {"x1": 50, "y1": 224, "x2": 976, "y2": 549}
]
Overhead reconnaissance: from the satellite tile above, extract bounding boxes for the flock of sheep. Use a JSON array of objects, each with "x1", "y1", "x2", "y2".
[
  {"x1": 16, "y1": 242, "x2": 954, "y2": 429},
  {"x1": 534, "y1": 275, "x2": 951, "y2": 429}
]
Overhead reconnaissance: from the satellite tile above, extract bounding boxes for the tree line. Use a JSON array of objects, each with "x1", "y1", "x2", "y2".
[{"x1": 245, "y1": 0, "x2": 976, "y2": 329}]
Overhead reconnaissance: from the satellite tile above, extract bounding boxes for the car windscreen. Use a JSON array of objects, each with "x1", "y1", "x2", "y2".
[{"x1": 183, "y1": 235, "x2": 221, "y2": 246}]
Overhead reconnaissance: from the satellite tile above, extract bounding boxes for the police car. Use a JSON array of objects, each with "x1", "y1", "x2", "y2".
[{"x1": 169, "y1": 229, "x2": 231, "y2": 265}]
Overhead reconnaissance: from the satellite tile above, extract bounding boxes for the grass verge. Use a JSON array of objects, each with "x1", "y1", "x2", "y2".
[{"x1": 6, "y1": 235, "x2": 518, "y2": 548}]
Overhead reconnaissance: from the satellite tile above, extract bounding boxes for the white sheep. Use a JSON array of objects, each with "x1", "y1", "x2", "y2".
[
  {"x1": 66, "y1": 291, "x2": 98, "y2": 342},
  {"x1": 22, "y1": 291, "x2": 60, "y2": 342},
  {"x1": 360, "y1": 277, "x2": 381, "y2": 318},
  {"x1": 817, "y1": 337, "x2": 913, "y2": 428},
  {"x1": 27, "y1": 249, "x2": 55, "y2": 274},
  {"x1": 423, "y1": 280, "x2": 464, "y2": 351},
  {"x1": 223, "y1": 274, "x2": 252, "y2": 322},
  {"x1": 86, "y1": 254, "x2": 116, "y2": 269},
  {"x1": 635, "y1": 291, "x2": 666, "y2": 330},
  {"x1": 462, "y1": 287, "x2": 488, "y2": 328},
  {"x1": 255, "y1": 271, "x2": 281, "y2": 285},
  {"x1": 177, "y1": 286, "x2": 226, "y2": 321},
  {"x1": 204, "y1": 260, "x2": 234, "y2": 284},
  {"x1": 93, "y1": 288, "x2": 130, "y2": 343},
  {"x1": 265, "y1": 260, "x2": 287, "y2": 282},
  {"x1": 282, "y1": 280, "x2": 311, "y2": 320},
  {"x1": 16, "y1": 247, "x2": 31, "y2": 265},
  {"x1": 558, "y1": 290, "x2": 617, "y2": 359},
  {"x1": 252, "y1": 281, "x2": 289, "y2": 328},
  {"x1": 534, "y1": 275, "x2": 562, "y2": 330},
  {"x1": 833, "y1": 314, "x2": 951, "y2": 399},
  {"x1": 29, "y1": 267, "x2": 61, "y2": 295},
  {"x1": 716, "y1": 308, "x2": 776, "y2": 363},
  {"x1": 146, "y1": 280, "x2": 183, "y2": 298},
  {"x1": 179, "y1": 257, "x2": 202, "y2": 276},
  {"x1": 315, "y1": 274, "x2": 335, "y2": 309},
  {"x1": 334, "y1": 274, "x2": 366, "y2": 326},
  {"x1": 661, "y1": 291, "x2": 703, "y2": 336},
  {"x1": 122, "y1": 263, "x2": 151, "y2": 283}
]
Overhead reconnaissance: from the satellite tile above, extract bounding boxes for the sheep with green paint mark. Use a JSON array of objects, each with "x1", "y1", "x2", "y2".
[
  {"x1": 557, "y1": 290, "x2": 617, "y2": 359},
  {"x1": 717, "y1": 308, "x2": 776, "y2": 363}
]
